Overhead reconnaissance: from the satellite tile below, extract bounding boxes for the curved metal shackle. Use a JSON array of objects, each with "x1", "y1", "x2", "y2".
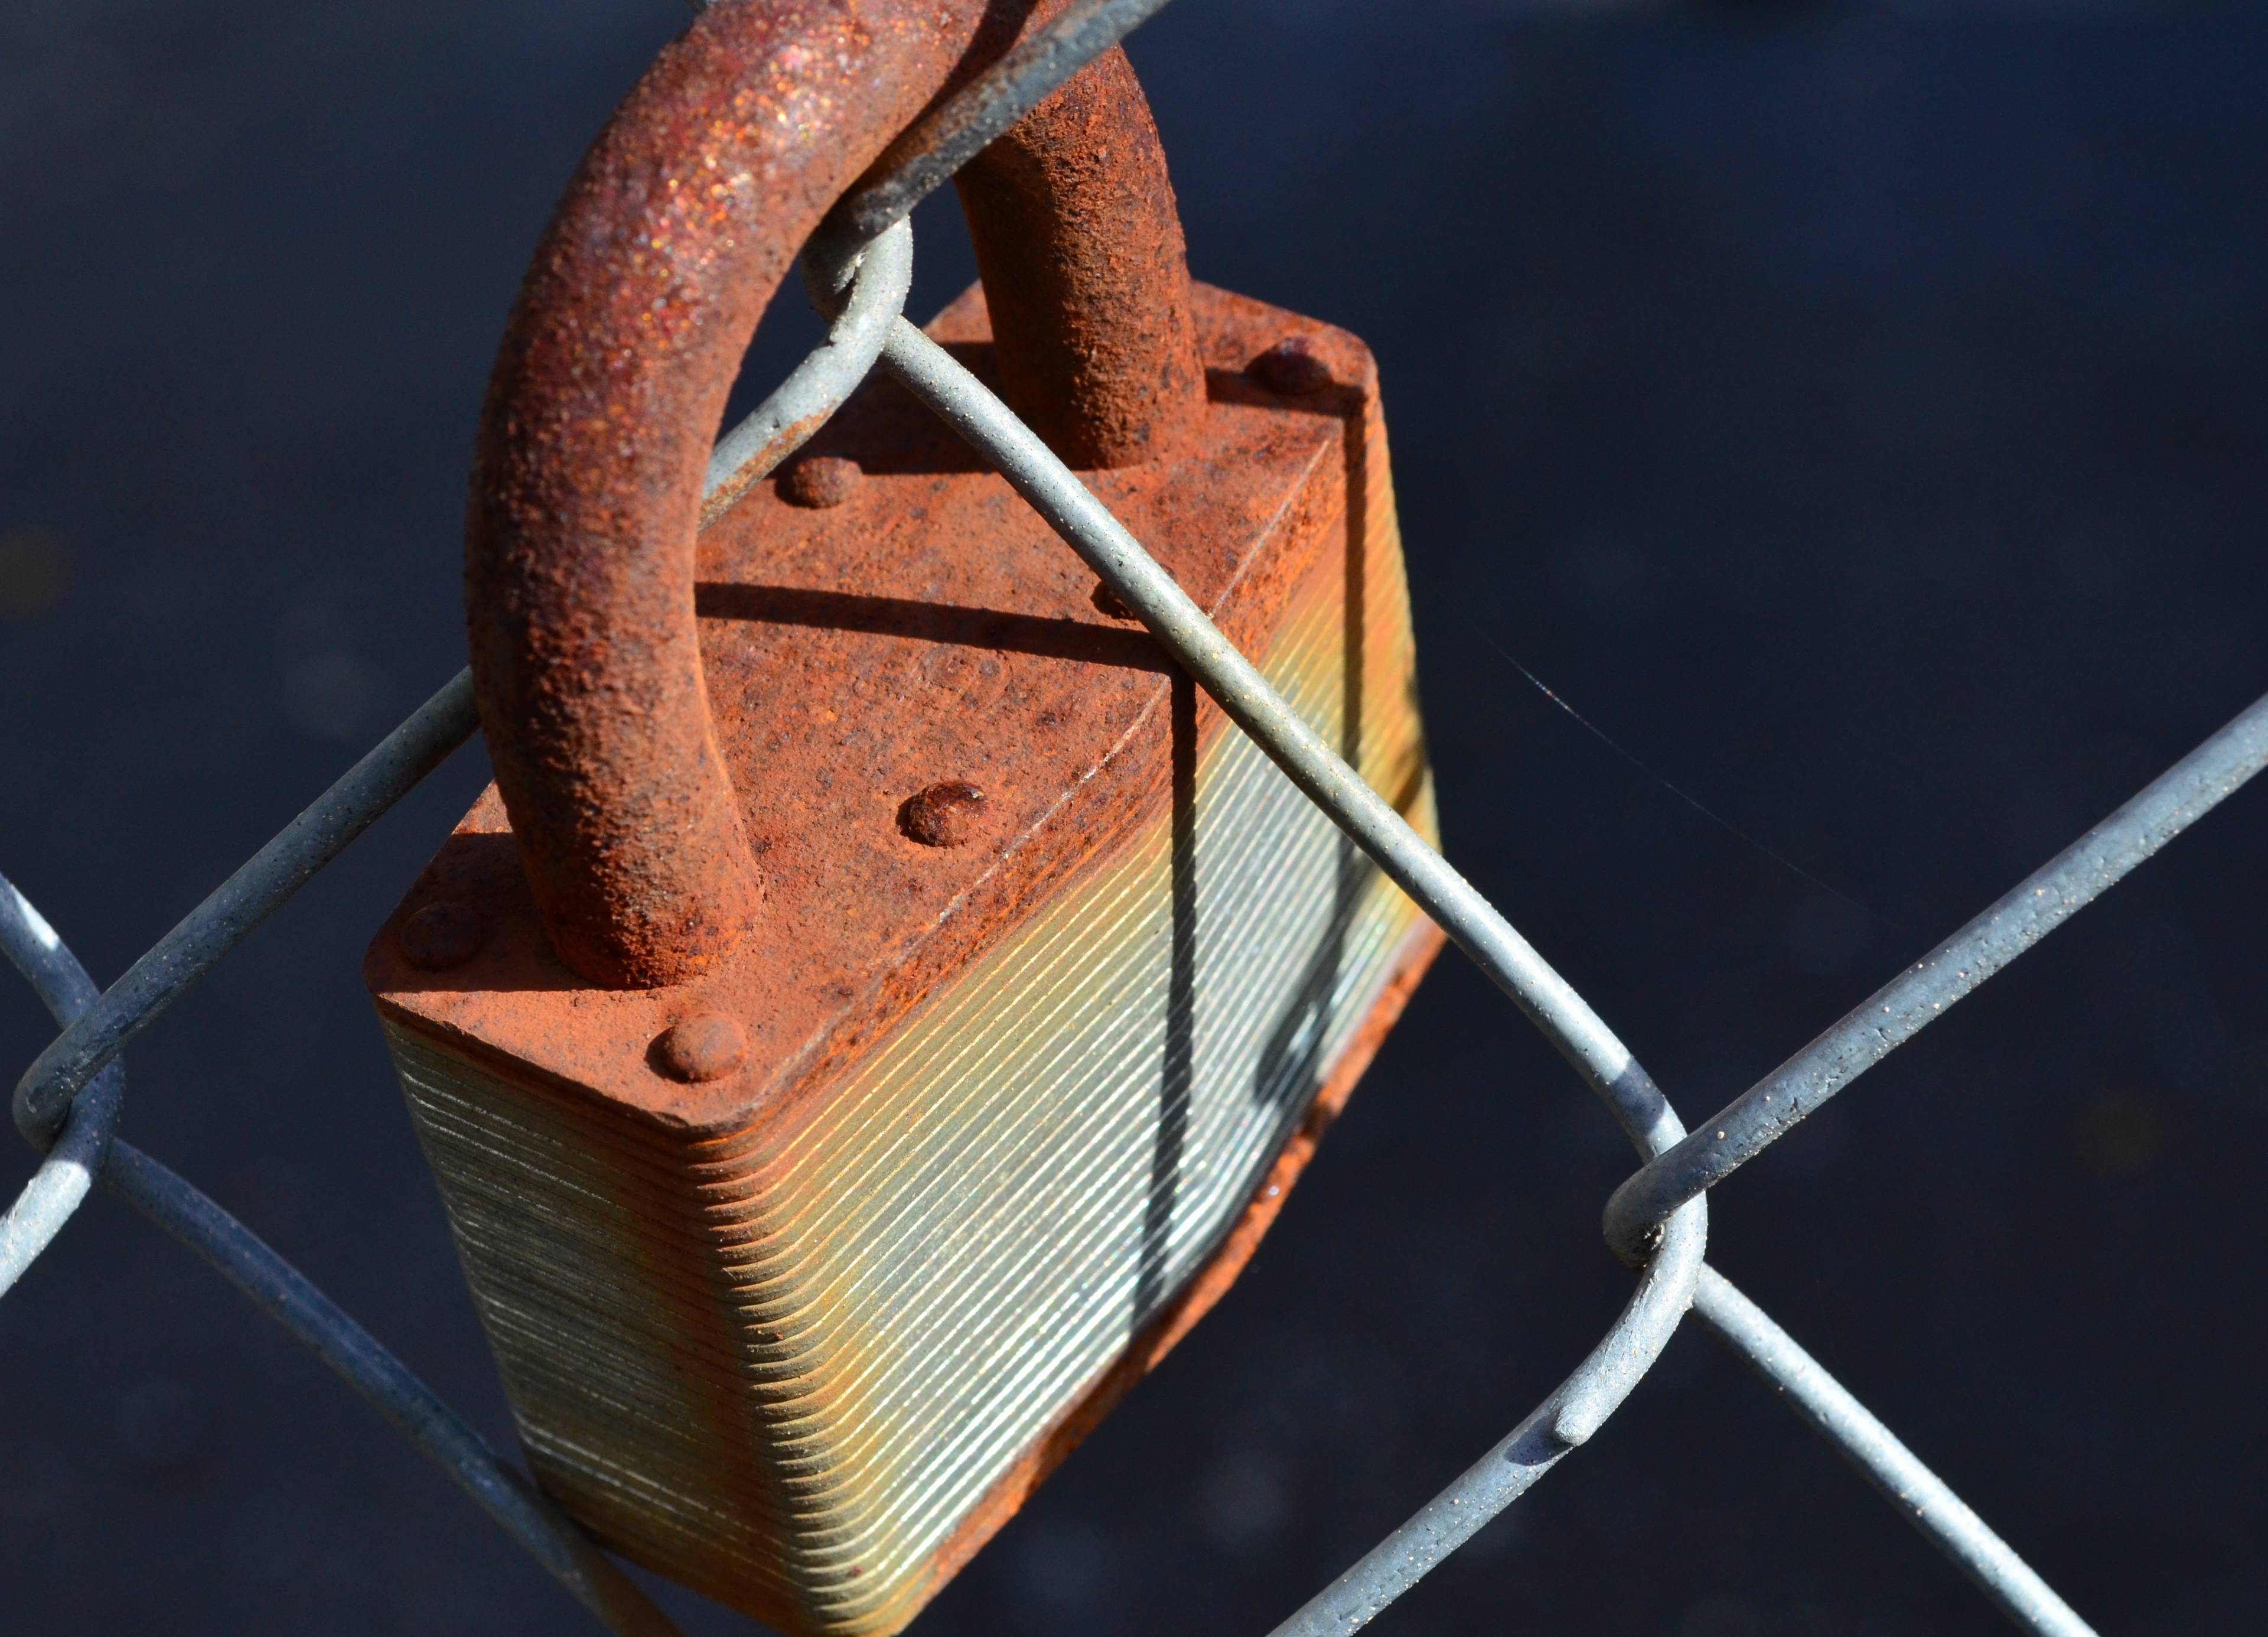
[{"x1": 468, "y1": 0, "x2": 1204, "y2": 988}]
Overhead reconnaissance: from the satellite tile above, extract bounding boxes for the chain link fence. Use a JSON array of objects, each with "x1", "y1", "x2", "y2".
[{"x1": 6, "y1": 4, "x2": 2263, "y2": 1633}]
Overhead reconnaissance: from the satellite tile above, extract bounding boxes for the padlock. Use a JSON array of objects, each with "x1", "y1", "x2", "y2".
[{"x1": 366, "y1": 5, "x2": 1441, "y2": 1632}]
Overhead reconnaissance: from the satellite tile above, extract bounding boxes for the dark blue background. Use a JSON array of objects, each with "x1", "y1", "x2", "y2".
[{"x1": 3, "y1": 2, "x2": 2263, "y2": 1633}]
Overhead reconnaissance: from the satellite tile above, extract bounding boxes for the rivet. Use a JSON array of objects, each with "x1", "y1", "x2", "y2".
[
  {"x1": 398, "y1": 902, "x2": 488, "y2": 971},
  {"x1": 655, "y1": 1012, "x2": 747, "y2": 1083},
  {"x1": 899, "y1": 781, "x2": 986, "y2": 848},
  {"x1": 1247, "y1": 335, "x2": 1334, "y2": 395},
  {"x1": 778, "y1": 454, "x2": 863, "y2": 508}
]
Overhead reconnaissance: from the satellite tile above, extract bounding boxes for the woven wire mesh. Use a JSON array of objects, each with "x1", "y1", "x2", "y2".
[{"x1": 5, "y1": 5, "x2": 2262, "y2": 1633}]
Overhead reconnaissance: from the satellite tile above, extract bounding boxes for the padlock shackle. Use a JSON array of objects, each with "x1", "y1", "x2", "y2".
[{"x1": 467, "y1": 0, "x2": 1202, "y2": 988}]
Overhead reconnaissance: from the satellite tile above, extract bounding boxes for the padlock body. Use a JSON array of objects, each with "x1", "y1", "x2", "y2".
[{"x1": 368, "y1": 284, "x2": 1439, "y2": 1636}]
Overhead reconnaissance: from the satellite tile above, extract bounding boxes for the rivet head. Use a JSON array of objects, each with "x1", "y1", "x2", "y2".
[
  {"x1": 1247, "y1": 335, "x2": 1334, "y2": 395},
  {"x1": 654, "y1": 1012, "x2": 746, "y2": 1083},
  {"x1": 778, "y1": 454, "x2": 862, "y2": 508},
  {"x1": 398, "y1": 902, "x2": 488, "y2": 971},
  {"x1": 899, "y1": 781, "x2": 986, "y2": 848}
]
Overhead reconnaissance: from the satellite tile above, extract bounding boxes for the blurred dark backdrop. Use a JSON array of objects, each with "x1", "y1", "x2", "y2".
[{"x1": 3, "y1": 2, "x2": 2264, "y2": 1633}]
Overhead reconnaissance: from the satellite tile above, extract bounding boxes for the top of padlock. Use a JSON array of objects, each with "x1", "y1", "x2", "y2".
[{"x1": 465, "y1": 0, "x2": 1204, "y2": 989}]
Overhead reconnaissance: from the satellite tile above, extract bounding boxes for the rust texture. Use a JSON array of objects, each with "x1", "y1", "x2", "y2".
[
  {"x1": 898, "y1": 780, "x2": 988, "y2": 847},
  {"x1": 953, "y1": 40, "x2": 1204, "y2": 467},
  {"x1": 375, "y1": 284, "x2": 1438, "y2": 1633},
  {"x1": 467, "y1": 0, "x2": 1200, "y2": 989},
  {"x1": 1247, "y1": 333, "x2": 1338, "y2": 396},
  {"x1": 653, "y1": 1012, "x2": 748, "y2": 1083},
  {"x1": 778, "y1": 455, "x2": 865, "y2": 510},
  {"x1": 400, "y1": 286, "x2": 1391, "y2": 1127}
]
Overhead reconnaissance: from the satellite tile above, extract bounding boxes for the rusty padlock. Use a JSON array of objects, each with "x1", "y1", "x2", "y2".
[{"x1": 366, "y1": 4, "x2": 1441, "y2": 1631}]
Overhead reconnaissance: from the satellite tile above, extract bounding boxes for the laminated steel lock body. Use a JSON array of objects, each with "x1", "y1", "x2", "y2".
[{"x1": 366, "y1": 4, "x2": 1442, "y2": 1631}]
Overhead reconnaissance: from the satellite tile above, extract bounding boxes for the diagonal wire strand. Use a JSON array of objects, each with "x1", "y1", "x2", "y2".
[
  {"x1": 862, "y1": 274, "x2": 2124, "y2": 1637},
  {"x1": 1695, "y1": 1267, "x2": 2096, "y2": 1637},
  {"x1": 0, "y1": 875, "x2": 684, "y2": 1636},
  {"x1": 1605, "y1": 691, "x2": 2268, "y2": 1260}
]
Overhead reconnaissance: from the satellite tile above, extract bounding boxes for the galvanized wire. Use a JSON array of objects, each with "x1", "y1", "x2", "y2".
[
  {"x1": 1693, "y1": 1268, "x2": 2095, "y2": 1637},
  {"x1": 872, "y1": 300, "x2": 2109, "y2": 1637},
  {"x1": 10, "y1": 671, "x2": 482, "y2": 1149},
  {"x1": 99, "y1": 1140, "x2": 686, "y2": 1636},
  {"x1": 5, "y1": 2, "x2": 2258, "y2": 1631},
  {"x1": 876, "y1": 323, "x2": 1683, "y2": 1156},
  {"x1": 0, "y1": 876, "x2": 684, "y2": 1636},
  {"x1": 1604, "y1": 692, "x2": 2268, "y2": 1260},
  {"x1": 705, "y1": 220, "x2": 916, "y2": 520},
  {"x1": 0, "y1": 874, "x2": 122, "y2": 1292}
]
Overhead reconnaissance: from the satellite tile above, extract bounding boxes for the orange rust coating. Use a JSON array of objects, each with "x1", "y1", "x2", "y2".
[
  {"x1": 468, "y1": 0, "x2": 1201, "y2": 990},
  {"x1": 402, "y1": 287, "x2": 1390, "y2": 1131},
  {"x1": 376, "y1": 285, "x2": 1432, "y2": 1633},
  {"x1": 955, "y1": 43, "x2": 1204, "y2": 467}
]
